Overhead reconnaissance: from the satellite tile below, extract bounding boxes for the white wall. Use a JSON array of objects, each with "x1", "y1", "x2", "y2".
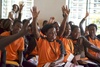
[{"x1": 34, "y1": 0, "x2": 66, "y2": 26}]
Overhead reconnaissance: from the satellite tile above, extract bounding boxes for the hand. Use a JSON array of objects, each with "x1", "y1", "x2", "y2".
[
  {"x1": 30, "y1": 6, "x2": 40, "y2": 19},
  {"x1": 84, "y1": 11, "x2": 89, "y2": 19},
  {"x1": 48, "y1": 17, "x2": 55, "y2": 24},
  {"x1": 19, "y1": 4, "x2": 24, "y2": 12},
  {"x1": 62, "y1": 5, "x2": 70, "y2": 18}
]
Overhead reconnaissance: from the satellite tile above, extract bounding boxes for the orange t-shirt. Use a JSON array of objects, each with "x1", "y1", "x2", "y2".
[
  {"x1": 31, "y1": 38, "x2": 61, "y2": 67},
  {"x1": 88, "y1": 37, "x2": 100, "y2": 57},
  {"x1": 0, "y1": 31, "x2": 24, "y2": 60},
  {"x1": 60, "y1": 37, "x2": 74, "y2": 62}
]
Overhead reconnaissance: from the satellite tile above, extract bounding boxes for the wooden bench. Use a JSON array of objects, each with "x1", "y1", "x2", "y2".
[{"x1": 6, "y1": 60, "x2": 19, "y2": 66}]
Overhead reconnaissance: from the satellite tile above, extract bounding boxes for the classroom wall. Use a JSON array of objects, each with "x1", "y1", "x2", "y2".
[{"x1": 34, "y1": 0, "x2": 66, "y2": 26}]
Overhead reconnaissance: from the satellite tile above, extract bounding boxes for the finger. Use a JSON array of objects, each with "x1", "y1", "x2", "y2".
[
  {"x1": 66, "y1": 5, "x2": 68, "y2": 10},
  {"x1": 62, "y1": 6, "x2": 65, "y2": 13},
  {"x1": 64, "y1": 11, "x2": 68, "y2": 16},
  {"x1": 33, "y1": 6, "x2": 37, "y2": 12},
  {"x1": 37, "y1": 11, "x2": 40, "y2": 15}
]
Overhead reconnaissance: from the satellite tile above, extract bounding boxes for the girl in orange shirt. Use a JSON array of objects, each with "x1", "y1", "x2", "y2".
[
  {"x1": 85, "y1": 24, "x2": 100, "y2": 66},
  {"x1": 70, "y1": 25, "x2": 100, "y2": 67},
  {"x1": 31, "y1": 6, "x2": 66, "y2": 67}
]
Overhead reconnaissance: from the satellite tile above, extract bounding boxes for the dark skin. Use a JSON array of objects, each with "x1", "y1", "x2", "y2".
[
  {"x1": 79, "y1": 11, "x2": 89, "y2": 36},
  {"x1": 85, "y1": 25, "x2": 100, "y2": 63},
  {"x1": 0, "y1": 20, "x2": 29, "y2": 50},
  {"x1": 0, "y1": 20, "x2": 29, "y2": 67},
  {"x1": 63, "y1": 23, "x2": 78, "y2": 65},
  {"x1": 31, "y1": 6, "x2": 65, "y2": 67},
  {"x1": 11, "y1": 22, "x2": 23, "y2": 67},
  {"x1": 70, "y1": 27, "x2": 100, "y2": 62},
  {"x1": 8, "y1": 4, "x2": 24, "y2": 21},
  {"x1": 57, "y1": 5, "x2": 70, "y2": 37}
]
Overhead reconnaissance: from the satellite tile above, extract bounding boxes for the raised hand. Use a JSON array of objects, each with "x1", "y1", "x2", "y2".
[
  {"x1": 30, "y1": 6, "x2": 40, "y2": 19},
  {"x1": 19, "y1": 3, "x2": 24, "y2": 12},
  {"x1": 84, "y1": 11, "x2": 89, "y2": 19},
  {"x1": 48, "y1": 17, "x2": 55, "y2": 24},
  {"x1": 62, "y1": 5, "x2": 70, "y2": 18}
]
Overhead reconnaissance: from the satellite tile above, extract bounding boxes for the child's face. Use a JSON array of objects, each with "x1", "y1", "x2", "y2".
[
  {"x1": 88, "y1": 26, "x2": 96, "y2": 36},
  {"x1": 12, "y1": 22, "x2": 23, "y2": 34},
  {"x1": 71, "y1": 27, "x2": 81, "y2": 39},
  {"x1": 46, "y1": 27, "x2": 57, "y2": 41},
  {"x1": 64, "y1": 24, "x2": 71, "y2": 37},
  {"x1": 13, "y1": 5, "x2": 18, "y2": 12}
]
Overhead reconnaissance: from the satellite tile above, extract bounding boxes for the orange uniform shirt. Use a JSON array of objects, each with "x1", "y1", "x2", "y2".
[
  {"x1": 88, "y1": 37, "x2": 100, "y2": 57},
  {"x1": 60, "y1": 37, "x2": 74, "y2": 62},
  {"x1": 0, "y1": 31, "x2": 24, "y2": 60},
  {"x1": 31, "y1": 38, "x2": 61, "y2": 67}
]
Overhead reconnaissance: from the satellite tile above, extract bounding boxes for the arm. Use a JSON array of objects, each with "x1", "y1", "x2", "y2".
[
  {"x1": 18, "y1": 4, "x2": 24, "y2": 21},
  {"x1": 0, "y1": 20, "x2": 29, "y2": 50},
  {"x1": 31, "y1": 6, "x2": 40, "y2": 39},
  {"x1": 79, "y1": 11, "x2": 89, "y2": 36},
  {"x1": 18, "y1": 51, "x2": 23, "y2": 67},
  {"x1": 80, "y1": 36, "x2": 100, "y2": 52},
  {"x1": 58, "y1": 5, "x2": 70, "y2": 37},
  {"x1": 85, "y1": 48, "x2": 100, "y2": 63}
]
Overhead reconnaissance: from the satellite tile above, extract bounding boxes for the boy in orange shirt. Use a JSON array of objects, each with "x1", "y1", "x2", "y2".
[{"x1": 1, "y1": 19, "x2": 24, "y2": 67}]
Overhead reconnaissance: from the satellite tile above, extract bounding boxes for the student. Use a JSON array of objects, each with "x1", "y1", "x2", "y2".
[
  {"x1": 0, "y1": 19, "x2": 24, "y2": 67},
  {"x1": 57, "y1": 5, "x2": 76, "y2": 64},
  {"x1": 8, "y1": 4, "x2": 24, "y2": 21},
  {"x1": 0, "y1": 19, "x2": 12, "y2": 67},
  {"x1": 30, "y1": 6, "x2": 66, "y2": 67},
  {"x1": 60, "y1": 23, "x2": 77, "y2": 63},
  {"x1": 85, "y1": 24, "x2": 100, "y2": 66},
  {"x1": 70, "y1": 25, "x2": 100, "y2": 67},
  {"x1": 0, "y1": 19, "x2": 29, "y2": 50}
]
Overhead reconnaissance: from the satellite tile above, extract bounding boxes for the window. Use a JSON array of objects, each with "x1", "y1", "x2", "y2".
[
  {"x1": 2, "y1": 0, "x2": 34, "y2": 20},
  {"x1": 68, "y1": 0, "x2": 86, "y2": 26},
  {"x1": 67, "y1": 0, "x2": 100, "y2": 34}
]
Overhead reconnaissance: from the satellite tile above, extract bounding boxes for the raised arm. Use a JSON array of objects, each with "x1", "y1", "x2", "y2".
[
  {"x1": 79, "y1": 11, "x2": 89, "y2": 36},
  {"x1": 58, "y1": 5, "x2": 70, "y2": 37},
  {"x1": 18, "y1": 4, "x2": 24, "y2": 21},
  {"x1": 31, "y1": 6, "x2": 40, "y2": 39},
  {"x1": 0, "y1": 20, "x2": 29, "y2": 50}
]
